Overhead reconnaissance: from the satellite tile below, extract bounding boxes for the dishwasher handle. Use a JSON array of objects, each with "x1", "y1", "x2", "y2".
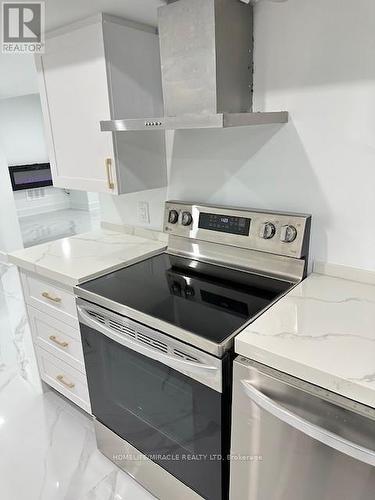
[{"x1": 241, "y1": 379, "x2": 375, "y2": 467}]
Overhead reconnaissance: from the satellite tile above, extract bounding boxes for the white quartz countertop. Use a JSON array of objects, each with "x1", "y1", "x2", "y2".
[
  {"x1": 8, "y1": 229, "x2": 166, "y2": 287},
  {"x1": 236, "y1": 272, "x2": 375, "y2": 409}
]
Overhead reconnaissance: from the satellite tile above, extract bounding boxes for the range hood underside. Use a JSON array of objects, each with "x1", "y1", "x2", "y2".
[
  {"x1": 101, "y1": 111, "x2": 288, "y2": 132},
  {"x1": 101, "y1": 0, "x2": 288, "y2": 133}
]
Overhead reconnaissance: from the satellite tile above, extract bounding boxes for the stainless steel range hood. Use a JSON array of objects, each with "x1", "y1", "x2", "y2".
[{"x1": 101, "y1": 0, "x2": 288, "y2": 132}]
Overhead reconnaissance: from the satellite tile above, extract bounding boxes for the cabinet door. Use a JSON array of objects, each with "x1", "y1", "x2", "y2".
[{"x1": 36, "y1": 21, "x2": 119, "y2": 194}]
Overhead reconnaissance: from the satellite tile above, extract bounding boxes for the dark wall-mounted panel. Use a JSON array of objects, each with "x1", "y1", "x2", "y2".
[{"x1": 8, "y1": 163, "x2": 53, "y2": 191}]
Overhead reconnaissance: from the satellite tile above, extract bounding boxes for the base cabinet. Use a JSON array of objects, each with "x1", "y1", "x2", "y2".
[
  {"x1": 28, "y1": 305, "x2": 85, "y2": 372},
  {"x1": 36, "y1": 346, "x2": 91, "y2": 414},
  {"x1": 20, "y1": 271, "x2": 78, "y2": 328},
  {"x1": 20, "y1": 269, "x2": 91, "y2": 414}
]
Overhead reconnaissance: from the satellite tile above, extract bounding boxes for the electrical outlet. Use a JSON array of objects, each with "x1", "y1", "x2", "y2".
[{"x1": 137, "y1": 201, "x2": 150, "y2": 224}]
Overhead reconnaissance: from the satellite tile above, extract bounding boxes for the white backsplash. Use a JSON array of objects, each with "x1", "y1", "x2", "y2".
[{"x1": 99, "y1": 0, "x2": 375, "y2": 273}]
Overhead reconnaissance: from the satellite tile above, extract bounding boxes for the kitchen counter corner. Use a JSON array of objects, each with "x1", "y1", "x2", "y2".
[
  {"x1": 235, "y1": 271, "x2": 375, "y2": 409},
  {"x1": 8, "y1": 229, "x2": 167, "y2": 287}
]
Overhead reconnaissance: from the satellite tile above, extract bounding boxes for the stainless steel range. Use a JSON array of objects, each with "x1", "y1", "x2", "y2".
[{"x1": 75, "y1": 201, "x2": 311, "y2": 500}]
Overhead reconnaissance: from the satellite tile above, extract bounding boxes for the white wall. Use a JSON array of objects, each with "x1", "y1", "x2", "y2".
[
  {"x1": 0, "y1": 150, "x2": 23, "y2": 257},
  {"x1": 0, "y1": 93, "x2": 49, "y2": 164},
  {"x1": 0, "y1": 93, "x2": 72, "y2": 217},
  {"x1": 249, "y1": 0, "x2": 375, "y2": 270},
  {"x1": 0, "y1": 93, "x2": 99, "y2": 217},
  {"x1": 100, "y1": 187, "x2": 167, "y2": 229},
  {"x1": 69, "y1": 190, "x2": 100, "y2": 212},
  {"x1": 13, "y1": 187, "x2": 70, "y2": 217},
  {"x1": 0, "y1": 54, "x2": 38, "y2": 99},
  {"x1": 100, "y1": 0, "x2": 375, "y2": 272}
]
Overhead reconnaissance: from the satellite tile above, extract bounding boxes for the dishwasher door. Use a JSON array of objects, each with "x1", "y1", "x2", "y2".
[{"x1": 230, "y1": 357, "x2": 375, "y2": 500}]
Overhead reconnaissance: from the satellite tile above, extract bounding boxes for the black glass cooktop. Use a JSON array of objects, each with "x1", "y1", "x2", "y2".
[{"x1": 79, "y1": 253, "x2": 292, "y2": 345}]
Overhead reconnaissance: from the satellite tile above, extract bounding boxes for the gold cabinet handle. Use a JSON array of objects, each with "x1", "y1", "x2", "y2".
[
  {"x1": 49, "y1": 335, "x2": 69, "y2": 348},
  {"x1": 56, "y1": 374, "x2": 75, "y2": 389},
  {"x1": 42, "y1": 292, "x2": 61, "y2": 303},
  {"x1": 105, "y1": 158, "x2": 115, "y2": 190}
]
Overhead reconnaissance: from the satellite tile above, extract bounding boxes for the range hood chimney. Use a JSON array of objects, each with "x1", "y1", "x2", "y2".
[
  {"x1": 160, "y1": 0, "x2": 253, "y2": 117},
  {"x1": 101, "y1": 0, "x2": 287, "y2": 132}
]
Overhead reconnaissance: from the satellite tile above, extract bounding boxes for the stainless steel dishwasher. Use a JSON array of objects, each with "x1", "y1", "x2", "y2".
[{"x1": 230, "y1": 357, "x2": 375, "y2": 500}]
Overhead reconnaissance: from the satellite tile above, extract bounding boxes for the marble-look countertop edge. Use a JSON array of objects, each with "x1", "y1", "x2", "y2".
[
  {"x1": 235, "y1": 339, "x2": 375, "y2": 409},
  {"x1": 33, "y1": 265, "x2": 76, "y2": 287},
  {"x1": 7, "y1": 230, "x2": 167, "y2": 287},
  {"x1": 235, "y1": 270, "x2": 375, "y2": 409},
  {"x1": 8, "y1": 254, "x2": 36, "y2": 273},
  {"x1": 28, "y1": 245, "x2": 167, "y2": 287}
]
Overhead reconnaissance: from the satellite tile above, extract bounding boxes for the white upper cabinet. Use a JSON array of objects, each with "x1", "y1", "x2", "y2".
[{"x1": 35, "y1": 14, "x2": 167, "y2": 195}]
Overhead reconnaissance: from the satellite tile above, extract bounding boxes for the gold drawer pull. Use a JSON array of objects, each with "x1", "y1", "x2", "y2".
[
  {"x1": 105, "y1": 158, "x2": 115, "y2": 190},
  {"x1": 49, "y1": 335, "x2": 69, "y2": 348},
  {"x1": 42, "y1": 292, "x2": 61, "y2": 303},
  {"x1": 56, "y1": 374, "x2": 75, "y2": 389}
]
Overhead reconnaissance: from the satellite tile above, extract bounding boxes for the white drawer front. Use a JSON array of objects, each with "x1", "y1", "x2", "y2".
[
  {"x1": 28, "y1": 306, "x2": 84, "y2": 372},
  {"x1": 21, "y1": 271, "x2": 78, "y2": 328},
  {"x1": 36, "y1": 346, "x2": 91, "y2": 414}
]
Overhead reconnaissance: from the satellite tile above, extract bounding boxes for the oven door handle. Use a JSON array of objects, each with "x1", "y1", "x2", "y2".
[
  {"x1": 78, "y1": 306, "x2": 219, "y2": 378},
  {"x1": 241, "y1": 380, "x2": 375, "y2": 467}
]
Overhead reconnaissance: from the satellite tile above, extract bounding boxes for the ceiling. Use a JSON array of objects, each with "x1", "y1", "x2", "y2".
[{"x1": 0, "y1": 0, "x2": 165, "y2": 99}]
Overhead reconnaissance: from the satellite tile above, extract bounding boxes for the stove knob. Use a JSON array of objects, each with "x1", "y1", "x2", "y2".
[
  {"x1": 280, "y1": 225, "x2": 297, "y2": 243},
  {"x1": 181, "y1": 211, "x2": 193, "y2": 226},
  {"x1": 171, "y1": 282, "x2": 182, "y2": 296},
  {"x1": 184, "y1": 285, "x2": 195, "y2": 298},
  {"x1": 168, "y1": 210, "x2": 179, "y2": 224},
  {"x1": 259, "y1": 222, "x2": 276, "y2": 240}
]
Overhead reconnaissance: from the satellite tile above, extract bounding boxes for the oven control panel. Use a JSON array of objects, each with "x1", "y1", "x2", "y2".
[
  {"x1": 164, "y1": 201, "x2": 311, "y2": 259},
  {"x1": 198, "y1": 212, "x2": 251, "y2": 236}
]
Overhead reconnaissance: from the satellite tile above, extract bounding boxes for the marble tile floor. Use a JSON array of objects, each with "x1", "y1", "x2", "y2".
[
  {"x1": 0, "y1": 262, "x2": 155, "y2": 500},
  {"x1": 19, "y1": 209, "x2": 102, "y2": 248}
]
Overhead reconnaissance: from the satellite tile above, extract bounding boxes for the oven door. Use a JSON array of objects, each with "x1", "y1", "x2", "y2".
[{"x1": 77, "y1": 299, "x2": 230, "y2": 500}]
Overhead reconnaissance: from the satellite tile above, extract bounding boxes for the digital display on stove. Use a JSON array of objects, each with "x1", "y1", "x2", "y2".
[{"x1": 199, "y1": 212, "x2": 251, "y2": 236}]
